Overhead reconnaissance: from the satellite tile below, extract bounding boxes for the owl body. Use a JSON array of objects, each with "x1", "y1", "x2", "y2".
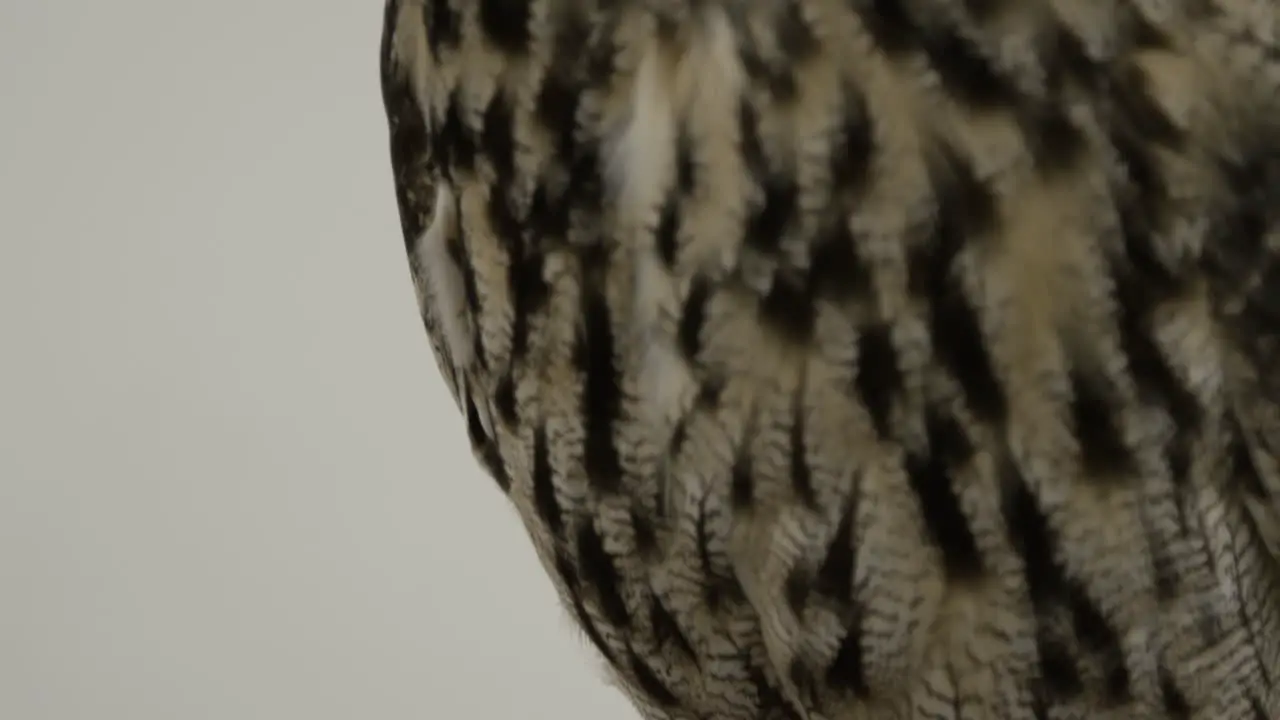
[{"x1": 380, "y1": 1, "x2": 1280, "y2": 717}]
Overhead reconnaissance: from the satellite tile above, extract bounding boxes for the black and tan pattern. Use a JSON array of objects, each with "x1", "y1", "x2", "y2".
[{"x1": 379, "y1": 1, "x2": 1280, "y2": 717}]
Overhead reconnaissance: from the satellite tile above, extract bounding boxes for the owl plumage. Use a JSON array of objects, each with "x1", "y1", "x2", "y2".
[{"x1": 379, "y1": 1, "x2": 1280, "y2": 717}]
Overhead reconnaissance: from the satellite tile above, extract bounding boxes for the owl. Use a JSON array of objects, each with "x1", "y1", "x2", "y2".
[{"x1": 379, "y1": 1, "x2": 1280, "y2": 717}]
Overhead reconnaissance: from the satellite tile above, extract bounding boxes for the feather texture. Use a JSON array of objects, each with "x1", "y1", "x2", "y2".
[{"x1": 380, "y1": 1, "x2": 1280, "y2": 717}]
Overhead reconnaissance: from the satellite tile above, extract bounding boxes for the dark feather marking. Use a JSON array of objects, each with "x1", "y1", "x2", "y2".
[
  {"x1": 679, "y1": 277, "x2": 711, "y2": 362},
  {"x1": 481, "y1": 92, "x2": 517, "y2": 190},
  {"x1": 1111, "y1": 215, "x2": 1199, "y2": 500},
  {"x1": 760, "y1": 274, "x2": 816, "y2": 342},
  {"x1": 528, "y1": 185, "x2": 570, "y2": 248},
  {"x1": 1110, "y1": 61, "x2": 1185, "y2": 151},
  {"x1": 906, "y1": 410, "x2": 984, "y2": 579},
  {"x1": 739, "y1": 99, "x2": 770, "y2": 181},
  {"x1": 776, "y1": 1, "x2": 818, "y2": 60},
  {"x1": 1159, "y1": 668, "x2": 1192, "y2": 719},
  {"x1": 785, "y1": 564, "x2": 810, "y2": 613},
  {"x1": 752, "y1": 667, "x2": 800, "y2": 717},
  {"x1": 855, "y1": 324, "x2": 900, "y2": 439},
  {"x1": 856, "y1": 0, "x2": 919, "y2": 54},
  {"x1": 576, "y1": 249, "x2": 623, "y2": 491},
  {"x1": 477, "y1": 0, "x2": 531, "y2": 54},
  {"x1": 555, "y1": 548, "x2": 578, "y2": 587},
  {"x1": 697, "y1": 376, "x2": 725, "y2": 409},
  {"x1": 814, "y1": 501, "x2": 856, "y2": 602},
  {"x1": 1020, "y1": 101, "x2": 1088, "y2": 177},
  {"x1": 669, "y1": 417, "x2": 689, "y2": 459},
  {"x1": 767, "y1": 67, "x2": 800, "y2": 103},
  {"x1": 789, "y1": 657, "x2": 819, "y2": 709},
  {"x1": 1000, "y1": 456, "x2": 1067, "y2": 609},
  {"x1": 747, "y1": 175, "x2": 800, "y2": 254},
  {"x1": 831, "y1": 86, "x2": 874, "y2": 194},
  {"x1": 466, "y1": 392, "x2": 510, "y2": 492},
  {"x1": 577, "y1": 521, "x2": 631, "y2": 628},
  {"x1": 1209, "y1": 145, "x2": 1280, "y2": 366},
  {"x1": 676, "y1": 131, "x2": 697, "y2": 193},
  {"x1": 585, "y1": 30, "x2": 620, "y2": 91},
  {"x1": 494, "y1": 375, "x2": 517, "y2": 425},
  {"x1": 445, "y1": 225, "x2": 487, "y2": 370},
  {"x1": 1067, "y1": 584, "x2": 1131, "y2": 704},
  {"x1": 791, "y1": 382, "x2": 818, "y2": 506},
  {"x1": 649, "y1": 596, "x2": 696, "y2": 661},
  {"x1": 1067, "y1": 368, "x2": 1136, "y2": 479},
  {"x1": 1128, "y1": 10, "x2": 1174, "y2": 51},
  {"x1": 1228, "y1": 416, "x2": 1268, "y2": 501},
  {"x1": 532, "y1": 427, "x2": 562, "y2": 537},
  {"x1": 922, "y1": 28, "x2": 1019, "y2": 108},
  {"x1": 557, "y1": 550, "x2": 618, "y2": 666},
  {"x1": 962, "y1": 0, "x2": 1009, "y2": 22},
  {"x1": 436, "y1": 89, "x2": 476, "y2": 176},
  {"x1": 1113, "y1": 262, "x2": 1199, "y2": 414},
  {"x1": 536, "y1": 74, "x2": 581, "y2": 160},
  {"x1": 509, "y1": 246, "x2": 548, "y2": 362},
  {"x1": 570, "y1": 144, "x2": 607, "y2": 219},
  {"x1": 927, "y1": 274, "x2": 1004, "y2": 425},
  {"x1": 655, "y1": 192, "x2": 680, "y2": 268},
  {"x1": 630, "y1": 650, "x2": 681, "y2": 707},
  {"x1": 426, "y1": 0, "x2": 461, "y2": 55},
  {"x1": 731, "y1": 450, "x2": 755, "y2": 509},
  {"x1": 1249, "y1": 259, "x2": 1280, "y2": 327},
  {"x1": 1150, "y1": 531, "x2": 1180, "y2": 601},
  {"x1": 825, "y1": 625, "x2": 870, "y2": 697},
  {"x1": 486, "y1": 188, "x2": 520, "y2": 255},
  {"x1": 917, "y1": 149, "x2": 1007, "y2": 423},
  {"x1": 811, "y1": 219, "x2": 872, "y2": 301},
  {"x1": 1045, "y1": 23, "x2": 1101, "y2": 91},
  {"x1": 1036, "y1": 633, "x2": 1084, "y2": 699},
  {"x1": 632, "y1": 508, "x2": 657, "y2": 556},
  {"x1": 1031, "y1": 692, "x2": 1051, "y2": 720}
]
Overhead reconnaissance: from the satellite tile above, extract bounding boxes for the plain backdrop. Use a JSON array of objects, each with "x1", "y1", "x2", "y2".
[{"x1": 0, "y1": 3, "x2": 634, "y2": 718}]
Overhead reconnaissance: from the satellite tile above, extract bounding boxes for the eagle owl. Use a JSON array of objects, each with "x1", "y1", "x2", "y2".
[{"x1": 378, "y1": 1, "x2": 1280, "y2": 717}]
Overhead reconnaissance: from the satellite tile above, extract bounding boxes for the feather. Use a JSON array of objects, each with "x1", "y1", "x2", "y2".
[{"x1": 381, "y1": 1, "x2": 1280, "y2": 716}]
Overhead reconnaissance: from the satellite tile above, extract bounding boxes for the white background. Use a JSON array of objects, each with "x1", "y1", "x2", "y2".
[{"x1": 0, "y1": 3, "x2": 633, "y2": 718}]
